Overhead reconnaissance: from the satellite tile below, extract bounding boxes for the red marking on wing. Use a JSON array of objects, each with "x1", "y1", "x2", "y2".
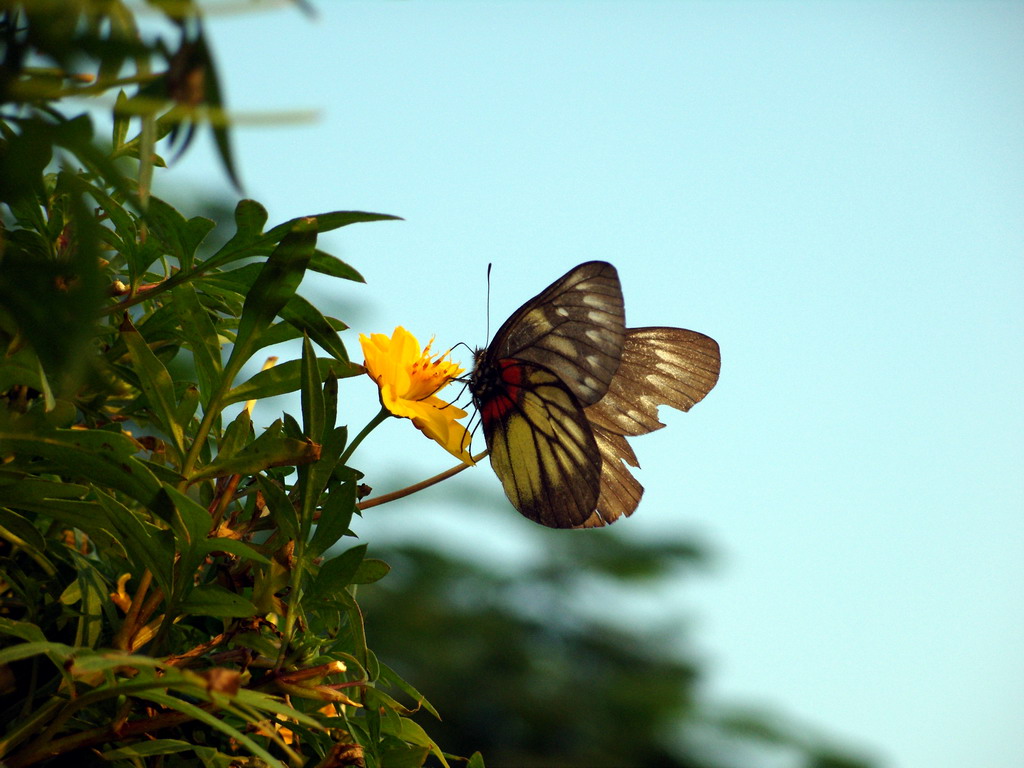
[{"x1": 480, "y1": 359, "x2": 526, "y2": 425}]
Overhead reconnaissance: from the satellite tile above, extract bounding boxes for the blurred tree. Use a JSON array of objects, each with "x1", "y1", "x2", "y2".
[{"x1": 360, "y1": 531, "x2": 877, "y2": 768}]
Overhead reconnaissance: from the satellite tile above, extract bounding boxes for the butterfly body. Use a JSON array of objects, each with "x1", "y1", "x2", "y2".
[{"x1": 470, "y1": 261, "x2": 720, "y2": 529}]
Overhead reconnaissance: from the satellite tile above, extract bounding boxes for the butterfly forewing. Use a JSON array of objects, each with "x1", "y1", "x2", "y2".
[
  {"x1": 479, "y1": 359, "x2": 601, "y2": 528},
  {"x1": 484, "y1": 261, "x2": 626, "y2": 406}
]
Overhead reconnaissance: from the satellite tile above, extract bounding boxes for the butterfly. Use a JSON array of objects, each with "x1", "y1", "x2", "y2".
[{"x1": 470, "y1": 261, "x2": 720, "y2": 528}]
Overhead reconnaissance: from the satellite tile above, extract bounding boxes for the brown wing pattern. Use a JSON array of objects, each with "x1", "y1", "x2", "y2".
[
  {"x1": 585, "y1": 327, "x2": 721, "y2": 436},
  {"x1": 578, "y1": 327, "x2": 722, "y2": 527},
  {"x1": 575, "y1": 425, "x2": 643, "y2": 528}
]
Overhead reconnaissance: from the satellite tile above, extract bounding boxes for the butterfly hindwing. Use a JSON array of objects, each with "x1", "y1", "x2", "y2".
[
  {"x1": 479, "y1": 358, "x2": 601, "y2": 528},
  {"x1": 485, "y1": 261, "x2": 626, "y2": 406},
  {"x1": 574, "y1": 425, "x2": 643, "y2": 529},
  {"x1": 578, "y1": 327, "x2": 722, "y2": 527},
  {"x1": 585, "y1": 327, "x2": 721, "y2": 436}
]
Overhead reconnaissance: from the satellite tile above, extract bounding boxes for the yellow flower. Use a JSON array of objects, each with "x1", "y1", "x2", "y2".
[{"x1": 360, "y1": 327, "x2": 473, "y2": 464}]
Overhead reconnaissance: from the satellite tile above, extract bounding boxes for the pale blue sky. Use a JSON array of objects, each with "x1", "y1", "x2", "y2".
[{"x1": 170, "y1": 2, "x2": 1023, "y2": 766}]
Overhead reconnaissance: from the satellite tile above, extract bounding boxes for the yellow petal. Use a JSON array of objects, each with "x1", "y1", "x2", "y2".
[{"x1": 360, "y1": 327, "x2": 471, "y2": 463}]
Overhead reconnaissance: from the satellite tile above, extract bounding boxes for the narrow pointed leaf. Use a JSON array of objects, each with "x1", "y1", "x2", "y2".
[
  {"x1": 223, "y1": 357, "x2": 363, "y2": 407},
  {"x1": 309, "y1": 544, "x2": 366, "y2": 600},
  {"x1": 135, "y1": 690, "x2": 284, "y2": 768},
  {"x1": 172, "y1": 285, "x2": 223, "y2": 406},
  {"x1": 309, "y1": 250, "x2": 365, "y2": 282},
  {"x1": 199, "y1": 537, "x2": 270, "y2": 565},
  {"x1": 0, "y1": 507, "x2": 46, "y2": 552},
  {"x1": 146, "y1": 196, "x2": 214, "y2": 270},
  {"x1": 282, "y1": 295, "x2": 349, "y2": 362},
  {"x1": 0, "y1": 430, "x2": 163, "y2": 507},
  {"x1": 226, "y1": 225, "x2": 317, "y2": 377},
  {"x1": 161, "y1": 486, "x2": 214, "y2": 598},
  {"x1": 100, "y1": 740, "x2": 193, "y2": 760},
  {"x1": 180, "y1": 584, "x2": 258, "y2": 619},
  {"x1": 94, "y1": 490, "x2": 175, "y2": 598},
  {"x1": 195, "y1": 29, "x2": 242, "y2": 192},
  {"x1": 307, "y1": 477, "x2": 356, "y2": 561},
  {"x1": 264, "y1": 211, "x2": 401, "y2": 241},
  {"x1": 189, "y1": 436, "x2": 320, "y2": 483},
  {"x1": 112, "y1": 90, "x2": 131, "y2": 148},
  {"x1": 351, "y1": 558, "x2": 390, "y2": 585},
  {"x1": 300, "y1": 335, "x2": 325, "y2": 443},
  {"x1": 121, "y1": 315, "x2": 185, "y2": 460},
  {"x1": 256, "y1": 474, "x2": 300, "y2": 543},
  {"x1": 202, "y1": 199, "x2": 268, "y2": 270}
]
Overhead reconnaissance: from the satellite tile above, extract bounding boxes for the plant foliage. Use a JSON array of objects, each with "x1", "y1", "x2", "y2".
[{"x1": 0, "y1": 2, "x2": 463, "y2": 766}]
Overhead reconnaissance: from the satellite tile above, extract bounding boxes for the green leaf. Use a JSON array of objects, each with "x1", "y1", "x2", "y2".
[
  {"x1": 223, "y1": 357, "x2": 363, "y2": 407},
  {"x1": 282, "y1": 295, "x2": 350, "y2": 362},
  {"x1": 100, "y1": 739, "x2": 193, "y2": 760},
  {"x1": 112, "y1": 89, "x2": 131, "y2": 148},
  {"x1": 467, "y1": 751, "x2": 487, "y2": 768},
  {"x1": 0, "y1": 507, "x2": 46, "y2": 552},
  {"x1": 376, "y1": 661, "x2": 440, "y2": 720},
  {"x1": 352, "y1": 558, "x2": 391, "y2": 585},
  {"x1": 297, "y1": 335, "x2": 326, "y2": 540},
  {"x1": 135, "y1": 690, "x2": 284, "y2": 768},
  {"x1": 93, "y1": 489, "x2": 175, "y2": 598},
  {"x1": 121, "y1": 315, "x2": 186, "y2": 461},
  {"x1": 309, "y1": 250, "x2": 365, "y2": 282},
  {"x1": 52, "y1": 113, "x2": 142, "y2": 208},
  {"x1": 161, "y1": 486, "x2": 213, "y2": 598},
  {"x1": 200, "y1": 262, "x2": 262, "y2": 295},
  {"x1": 309, "y1": 544, "x2": 366, "y2": 600},
  {"x1": 389, "y1": 717, "x2": 450, "y2": 768},
  {"x1": 0, "y1": 346, "x2": 46, "y2": 396},
  {"x1": 324, "y1": 374, "x2": 340, "y2": 437},
  {"x1": 0, "y1": 617, "x2": 44, "y2": 642},
  {"x1": 0, "y1": 188, "x2": 105, "y2": 386},
  {"x1": 194, "y1": 29, "x2": 242, "y2": 192},
  {"x1": 0, "y1": 429, "x2": 163, "y2": 508},
  {"x1": 0, "y1": 640, "x2": 74, "y2": 666},
  {"x1": 3, "y1": 497, "x2": 122, "y2": 557},
  {"x1": 146, "y1": 196, "x2": 214, "y2": 271},
  {"x1": 378, "y1": 744, "x2": 431, "y2": 768},
  {"x1": 232, "y1": 687, "x2": 323, "y2": 728},
  {"x1": 256, "y1": 474, "x2": 299, "y2": 543},
  {"x1": 66, "y1": 551, "x2": 111, "y2": 649},
  {"x1": 199, "y1": 537, "x2": 270, "y2": 565},
  {"x1": 296, "y1": 430, "x2": 348, "y2": 548},
  {"x1": 174, "y1": 383, "x2": 201, "y2": 429},
  {"x1": 226, "y1": 225, "x2": 317, "y2": 378},
  {"x1": 172, "y1": 283, "x2": 223, "y2": 405},
  {"x1": 265, "y1": 210, "x2": 402, "y2": 241},
  {"x1": 59, "y1": 172, "x2": 136, "y2": 263},
  {"x1": 201, "y1": 199, "x2": 269, "y2": 271},
  {"x1": 180, "y1": 584, "x2": 258, "y2": 618},
  {"x1": 0, "y1": 474, "x2": 89, "y2": 505},
  {"x1": 219, "y1": 407, "x2": 253, "y2": 459},
  {"x1": 307, "y1": 470, "x2": 356, "y2": 560},
  {"x1": 189, "y1": 436, "x2": 319, "y2": 483},
  {"x1": 300, "y1": 335, "x2": 325, "y2": 443}
]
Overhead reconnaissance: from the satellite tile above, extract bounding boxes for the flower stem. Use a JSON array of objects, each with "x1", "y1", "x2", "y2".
[
  {"x1": 339, "y1": 406, "x2": 391, "y2": 466},
  {"x1": 358, "y1": 449, "x2": 489, "y2": 510}
]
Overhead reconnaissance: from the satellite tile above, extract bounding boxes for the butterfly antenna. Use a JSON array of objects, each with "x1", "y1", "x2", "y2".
[{"x1": 486, "y1": 262, "x2": 493, "y2": 342}]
